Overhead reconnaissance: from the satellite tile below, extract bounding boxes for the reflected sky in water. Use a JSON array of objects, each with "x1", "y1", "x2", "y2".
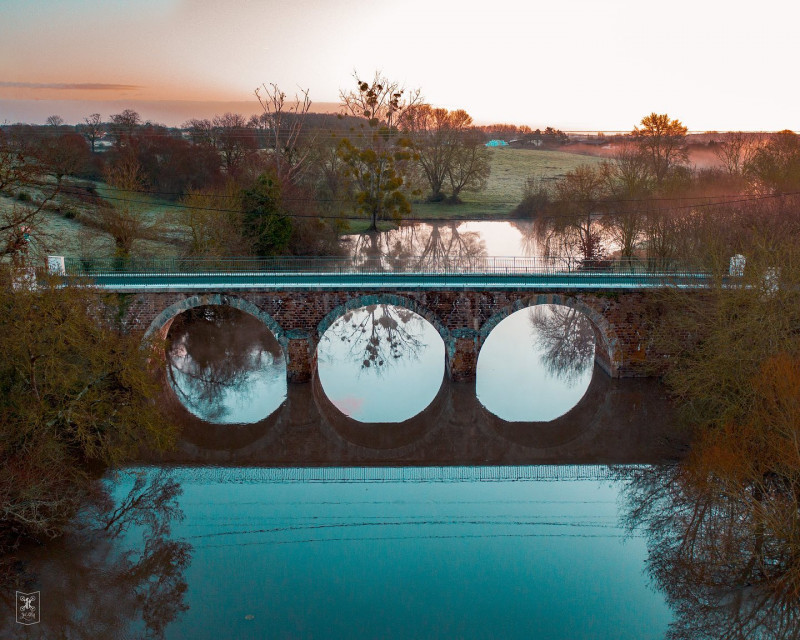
[
  {"x1": 317, "y1": 304, "x2": 445, "y2": 422},
  {"x1": 477, "y1": 305, "x2": 595, "y2": 421},
  {"x1": 123, "y1": 467, "x2": 672, "y2": 640},
  {"x1": 343, "y1": 220, "x2": 621, "y2": 261},
  {"x1": 344, "y1": 220, "x2": 534, "y2": 260},
  {"x1": 2, "y1": 466, "x2": 674, "y2": 640},
  {"x1": 13, "y1": 462, "x2": 799, "y2": 639},
  {"x1": 166, "y1": 306, "x2": 287, "y2": 424}
]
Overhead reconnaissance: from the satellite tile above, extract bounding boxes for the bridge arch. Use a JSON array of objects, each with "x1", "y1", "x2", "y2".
[
  {"x1": 142, "y1": 293, "x2": 287, "y2": 351},
  {"x1": 316, "y1": 293, "x2": 449, "y2": 344},
  {"x1": 479, "y1": 294, "x2": 622, "y2": 377},
  {"x1": 315, "y1": 292, "x2": 457, "y2": 380}
]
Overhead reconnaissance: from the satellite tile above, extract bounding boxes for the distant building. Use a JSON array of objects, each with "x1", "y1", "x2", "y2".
[{"x1": 485, "y1": 139, "x2": 509, "y2": 147}]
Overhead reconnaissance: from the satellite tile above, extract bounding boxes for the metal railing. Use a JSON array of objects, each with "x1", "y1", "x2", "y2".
[{"x1": 62, "y1": 255, "x2": 708, "y2": 277}]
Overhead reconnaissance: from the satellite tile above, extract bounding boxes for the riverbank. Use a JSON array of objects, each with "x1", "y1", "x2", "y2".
[{"x1": 2, "y1": 148, "x2": 604, "y2": 259}]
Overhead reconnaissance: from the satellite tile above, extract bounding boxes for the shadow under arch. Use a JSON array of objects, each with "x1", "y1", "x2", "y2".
[
  {"x1": 311, "y1": 370, "x2": 448, "y2": 454},
  {"x1": 143, "y1": 294, "x2": 288, "y2": 352},
  {"x1": 478, "y1": 363, "x2": 611, "y2": 451},
  {"x1": 160, "y1": 380, "x2": 283, "y2": 454},
  {"x1": 479, "y1": 294, "x2": 621, "y2": 377}
]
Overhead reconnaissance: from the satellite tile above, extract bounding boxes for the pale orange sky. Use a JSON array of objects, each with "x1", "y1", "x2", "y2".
[{"x1": 2, "y1": 0, "x2": 798, "y2": 130}]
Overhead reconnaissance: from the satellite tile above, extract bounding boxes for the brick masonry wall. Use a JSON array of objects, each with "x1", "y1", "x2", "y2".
[{"x1": 116, "y1": 288, "x2": 656, "y2": 382}]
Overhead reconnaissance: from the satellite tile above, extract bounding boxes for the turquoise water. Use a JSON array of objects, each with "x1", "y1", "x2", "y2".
[{"x1": 120, "y1": 467, "x2": 671, "y2": 640}]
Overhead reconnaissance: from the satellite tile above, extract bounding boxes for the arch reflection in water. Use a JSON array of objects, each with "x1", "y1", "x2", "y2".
[
  {"x1": 477, "y1": 304, "x2": 596, "y2": 422},
  {"x1": 317, "y1": 304, "x2": 445, "y2": 423},
  {"x1": 166, "y1": 306, "x2": 287, "y2": 424}
]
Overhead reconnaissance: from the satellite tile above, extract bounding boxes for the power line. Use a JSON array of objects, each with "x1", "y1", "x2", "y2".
[
  {"x1": 24, "y1": 180, "x2": 800, "y2": 222},
  {"x1": 88, "y1": 181, "x2": 780, "y2": 204}
]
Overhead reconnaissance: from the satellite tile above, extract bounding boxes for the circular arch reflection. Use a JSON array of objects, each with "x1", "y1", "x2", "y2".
[
  {"x1": 166, "y1": 305, "x2": 287, "y2": 424},
  {"x1": 476, "y1": 304, "x2": 596, "y2": 422},
  {"x1": 312, "y1": 372, "x2": 447, "y2": 452},
  {"x1": 316, "y1": 303, "x2": 446, "y2": 423}
]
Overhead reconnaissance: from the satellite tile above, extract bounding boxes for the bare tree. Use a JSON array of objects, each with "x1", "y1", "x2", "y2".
[
  {"x1": 109, "y1": 109, "x2": 142, "y2": 147},
  {"x1": 254, "y1": 83, "x2": 313, "y2": 183},
  {"x1": 528, "y1": 305, "x2": 595, "y2": 384},
  {"x1": 599, "y1": 142, "x2": 652, "y2": 261},
  {"x1": 82, "y1": 113, "x2": 105, "y2": 153},
  {"x1": 0, "y1": 126, "x2": 37, "y2": 192},
  {"x1": 446, "y1": 129, "x2": 491, "y2": 203},
  {"x1": 210, "y1": 112, "x2": 256, "y2": 175},
  {"x1": 542, "y1": 164, "x2": 608, "y2": 261},
  {"x1": 403, "y1": 105, "x2": 490, "y2": 203},
  {"x1": 321, "y1": 304, "x2": 426, "y2": 373},
  {"x1": 182, "y1": 118, "x2": 215, "y2": 147},
  {"x1": 166, "y1": 306, "x2": 282, "y2": 421},
  {"x1": 45, "y1": 114, "x2": 65, "y2": 128},
  {"x1": 0, "y1": 127, "x2": 69, "y2": 261},
  {"x1": 744, "y1": 130, "x2": 800, "y2": 194},
  {"x1": 95, "y1": 149, "x2": 157, "y2": 257},
  {"x1": 713, "y1": 131, "x2": 765, "y2": 177},
  {"x1": 340, "y1": 71, "x2": 421, "y2": 130}
]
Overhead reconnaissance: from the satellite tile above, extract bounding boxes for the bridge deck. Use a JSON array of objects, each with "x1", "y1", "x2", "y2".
[{"x1": 78, "y1": 271, "x2": 712, "y2": 291}]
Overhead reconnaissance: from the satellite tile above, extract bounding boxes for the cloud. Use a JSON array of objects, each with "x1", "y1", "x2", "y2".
[{"x1": 0, "y1": 82, "x2": 142, "y2": 91}]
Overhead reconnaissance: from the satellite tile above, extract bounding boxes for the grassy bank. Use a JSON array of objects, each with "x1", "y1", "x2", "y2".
[
  {"x1": 3, "y1": 147, "x2": 601, "y2": 258},
  {"x1": 410, "y1": 148, "x2": 604, "y2": 219}
]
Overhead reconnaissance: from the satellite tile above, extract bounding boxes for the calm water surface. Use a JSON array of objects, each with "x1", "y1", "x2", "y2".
[
  {"x1": 167, "y1": 301, "x2": 599, "y2": 425},
  {"x1": 316, "y1": 304, "x2": 445, "y2": 422},
  {"x1": 4, "y1": 230, "x2": 685, "y2": 637},
  {"x1": 477, "y1": 304, "x2": 595, "y2": 421},
  {"x1": 166, "y1": 306, "x2": 287, "y2": 424},
  {"x1": 4, "y1": 466, "x2": 673, "y2": 640},
  {"x1": 342, "y1": 220, "x2": 621, "y2": 263}
]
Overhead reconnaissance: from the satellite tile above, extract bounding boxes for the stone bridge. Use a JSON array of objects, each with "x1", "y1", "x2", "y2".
[{"x1": 117, "y1": 288, "x2": 654, "y2": 382}]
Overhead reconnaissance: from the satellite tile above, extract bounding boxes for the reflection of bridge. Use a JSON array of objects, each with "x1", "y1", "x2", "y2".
[
  {"x1": 157, "y1": 465, "x2": 629, "y2": 484},
  {"x1": 56, "y1": 256, "x2": 709, "y2": 381},
  {"x1": 162, "y1": 369, "x2": 680, "y2": 464}
]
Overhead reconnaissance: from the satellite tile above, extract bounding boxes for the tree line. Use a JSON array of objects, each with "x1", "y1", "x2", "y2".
[
  {"x1": 517, "y1": 113, "x2": 800, "y2": 267},
  {"x1": 1, "y1": 74, "x2": 519, "y2": 262}
]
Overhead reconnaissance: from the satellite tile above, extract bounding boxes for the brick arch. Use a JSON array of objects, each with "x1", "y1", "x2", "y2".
[
  {"x1": 142, "y1": 294, "x2": 287, "y2": 351},
  {"x1": 316, "y1": 293, "x2": 449, "y2": 344},
  {"x1": 479, "y1": 294, "x2": 621, "y2": 377}
]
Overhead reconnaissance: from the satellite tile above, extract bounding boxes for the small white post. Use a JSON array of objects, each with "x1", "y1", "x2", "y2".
[
  {"x1": 729, "y1": 254, "x2": 745, "y2": 277},
  {"x1": 47, "y1": 255, "x2": 66, "y2": 275}
]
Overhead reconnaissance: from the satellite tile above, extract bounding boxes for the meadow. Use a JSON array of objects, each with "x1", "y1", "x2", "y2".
[
  {"x1": 2, "y1": 147, "x2": 604, "y2": 257},
  {"x1": 410, "y1": 147, "x2": 605, "y2": 220}
]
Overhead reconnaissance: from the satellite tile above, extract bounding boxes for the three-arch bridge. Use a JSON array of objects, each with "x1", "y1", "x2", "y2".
[{"x1": 57, "y1": 255, "x2": 711, "y2": 382}]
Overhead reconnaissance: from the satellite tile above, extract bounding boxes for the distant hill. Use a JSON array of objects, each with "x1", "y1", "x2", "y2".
[{"x1": 0, "y1": 99, "x2": 343, "y2": 127}]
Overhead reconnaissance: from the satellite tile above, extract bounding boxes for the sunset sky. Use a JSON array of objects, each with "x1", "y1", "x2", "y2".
[{"x1": 1, "y1": 0, "x2": 798, "y2": 131}]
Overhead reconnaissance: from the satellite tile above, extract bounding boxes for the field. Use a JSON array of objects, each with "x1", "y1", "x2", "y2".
[
  {"x1": 410, "y1": 147, "x2": 605, "y2": 219},
  {"x1": 2, "y1": 147, "x2": 602, "y2": 258}
]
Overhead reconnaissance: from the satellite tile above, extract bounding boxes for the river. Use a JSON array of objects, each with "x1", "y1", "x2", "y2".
[{"x1": 4, "y1": 222, "x2": 743, "y2": 639}]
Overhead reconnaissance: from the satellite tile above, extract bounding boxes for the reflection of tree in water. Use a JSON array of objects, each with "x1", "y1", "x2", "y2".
[
  {"x1": 1, "y1": 471, "x2": 191, "y2": 640},
  {"x1": 510, "y1": 220, "x2": 541, "y2": 257},
  {"x1": 349, "y1": 222, "x2": 486, "y2": 270},
  {"x1": 167, "y1": 306, "x2": 283, "y2": 422},
  {"x1": 528, "y1": 306, "x2": 595, "y2": 385},
  {"x1": 321, "y1": 304, "x2": 427, "y2": 374},
  {"x1": 619, "y1": 464, "x2": 800, "y2": 640}
]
